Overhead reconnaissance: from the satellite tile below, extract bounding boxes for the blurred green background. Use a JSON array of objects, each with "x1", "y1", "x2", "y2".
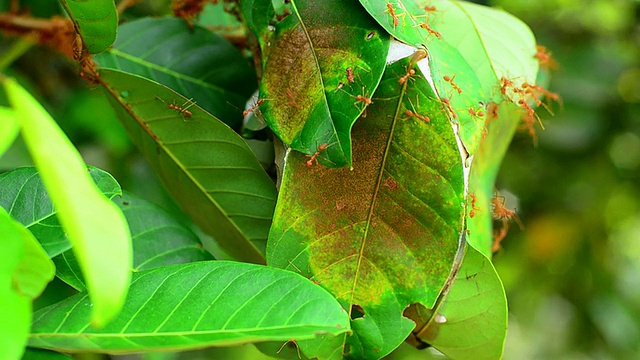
[
  {"x1": 2, "y1": 0, "x2": 639, "y2": 359},
  {"x1": 491, "y1": 0, "x2": 640, "y2": 359}
]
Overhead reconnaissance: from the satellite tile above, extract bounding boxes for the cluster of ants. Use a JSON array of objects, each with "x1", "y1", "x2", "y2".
[
  {"x1": 385, "y1": 3, "x2": 442, "y2": 39},
  {"x1": 499, "y1": 75, "x2": 560, "y2": 143},
  {"x1": 497, "y1": 46, "x2": 560, "y2": 142}
]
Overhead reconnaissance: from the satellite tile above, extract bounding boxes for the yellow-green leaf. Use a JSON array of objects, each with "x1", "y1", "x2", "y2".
[
  {"x1": 3, "y1": 77, "x2": 132, "y2": 328},
  {"x1": 0, "y1": 207, "x2": 31, "y2": 360}
]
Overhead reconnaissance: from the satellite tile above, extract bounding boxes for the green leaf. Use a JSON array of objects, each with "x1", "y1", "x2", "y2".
[
  {"x1": 267, "y1": 56, "x2": 466, "y2": 358},
  {"x1": 359, "y1": 0, "x2": 539, "y2": 156},
  {"x1": 257, "y1": 0, "x2": 389, "y2": 168},
  {"x1": 115, "y1": 193, "x2": 214, "y2": 270},
  {"x1": 0, "y1": 207, "x2": 31, "y2": 360},
  {"x1": 93, "y1": 17, "x2": 257, "y2": 129},
  {"x1": 52, "y1": 252, "x2": 85, "y2": 292},
  {"x1": 13, "y1": 220, "x2": 56, "y2": 299},
  {"x1": 0, "y1": 106, "x2": 19, "y2": 156},
  {"x1": 429, "y1": 1, "x2": 539, "y2": 97},
  {"x1": 0, "y1": 290, "x2": 30, "y2": 359},
  {"x1": 467, "y1": 102, "x2": 523, "y2": 256},
  {"x1": 0, "y1": 167, "x2": 122, "y2": 257},
  {"x1": 23, "y1": 348, "x2": 75, "y2": 360},
  {"x1": 55, "y1": 192, "x2": 214, "y2": 291},
  {"x1": 98, "y1": 69, "x2": 276, "y2": 264},
  {"x1": 410, "y1": 245, "x2": 508, "y2": 360},
  {"x1": 3, "y1": 77, "x2": 132, "y2": 328},
  {"x1": 60, "y1": 0, "x2": 118, "y2": 54},
  {"x1": 29, "y1": 261, "x2": 351, "y2": 354},
  {"x1": 360, "y1": 0, "x2": 537, "y2": 89},
  {"x1": 241, "y1": 0, "x2": 275, "y2": 37}
]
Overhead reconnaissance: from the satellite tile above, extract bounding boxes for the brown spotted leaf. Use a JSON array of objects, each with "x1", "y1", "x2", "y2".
[
  {"x1": 256, "y1": 0, "x2": 389, "y2": 168},
  {"x1": 267, "y1": 54, "x2": 466, "y2": 359}
]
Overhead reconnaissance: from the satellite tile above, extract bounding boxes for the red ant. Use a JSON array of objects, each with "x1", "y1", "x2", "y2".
[
  {"x1": 469, "y1": 193, "x2": 479, "y2": 218},
  {"x1": 306, "y1": 143, "x2": 329, "y2": 167},
  {"x1": 441, "y1": 97, "x2": 457, "y2": 120},
  {"x1": 490, "y1": 193, "x2": 523, "y2": 252},
  {"x1": 468, "y1": 107, "x2": 485, "y2": 120},
  {"x1": 534, "y1": 45, "x2": 557, "y2": 70},
  {"x1": 519, "y1": 107, "x2": 543, "y2": 145},
  {"x1": 443, "y1": 75, "x2": 462, "y2": 94},
  {"x1": 404, "y1": 109, "x2": 430, "y2": 123},
  {"x1": 243, "y1": 98, "x2": 265, "y2": 116},
  {"x1": 424, "y1": 5, "x2": 437, "y2": 12},
  {"x1": 156, "y1": 96, "x2": 195, "y2": 119},
  {"x1": 399, "y1": 49, "x2": 427, "y2": 84},
  {"x1": 498, "y1": 77, "x2": 550, "y2": 144},
  {"x1": 169, "y1": 100, "x2": 194, "y2": 118},
  {"x1": 346, "y1": 67, "x2": 355, "y2": 83},
  {"x1": 353, "y1": 87, "x2": 373, "y2": 114},
  {"x1": 339, "y1": 86, "x2": 374, "y2": 116},
  {"x1": 499, "y1": 76, "x2": 515, "y2": 97},
  {"x1": 419, "y1": 22, "x2": 441, "y2": 39},
  {"x1": 385, "y1": 3, "x2": 403, "y2": 27},
  {"x1": 404, "y1": 96, "x2": 430, "y2": 123},
  {"x1": 398, "y1": 69, "x2": 416, "y2": 84},
  {"x1": 521, "y1": 82, "x2": 561, "y2": 107},
  {"x1": 356, "y1": 93, "x2": 373, "y2": 106}
]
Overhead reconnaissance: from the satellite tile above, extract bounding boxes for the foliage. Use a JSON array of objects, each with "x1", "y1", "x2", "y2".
[
  {"x1": 485, "y1": 0, "x2": 640, "y2": 359},
  {"x1": 0, "y1": 0, "x2": 554, "y2": 359}
]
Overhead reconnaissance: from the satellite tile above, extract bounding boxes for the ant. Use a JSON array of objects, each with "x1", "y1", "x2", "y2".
[
  {"x1": 441, "y1": 97, "x2": 457, "y2": 120},
  {"x1": 404, "y1": 96, "x2": 430, "y2": 123},
  {"x1": 339, "y1": 86, "x2": 372, "y2": 116},
  {"x1": 490, "y1": 193, "x2": 523, "y2": 252},
  {"x1": 385, "y1": 3, "x2": 404, "y2": 27},
  {"x1": 491, "y1": 195, "x2": 519, "y2": 223},
  {"x1": 404, "y1": 109, "x2": 430, "y2": 123},
  {"x1": 468, "y1": 107, "x2": 485, "y2": 120},
  {"x1": 521, "y1": 82, "x2": 561, "y2": 107},
  {"x1": 306, "y1": 143, "x2": 329, "y2": 167},
  {"x1": 243, "y1": 98, "x2": 265, "y2": 117},
  {"x1": 169, "y1": 100, "x2": 194, "y2": 118},
  {"x1": 398, "y1": 49, "x2": 428, "y2": 84},
  {"x1": 156, "y1": 96, "x2": 196, "y2": 119},
  {"x1": 424, "y1": 5, "x2": 437, "y2": 12},
  {"x1": 534, "y1": 45, "x2": 557, "y2": 70},
  {"x1": 469, "y1": 193, "x2": 479, "y2": 218},
  {"x1": 398, "y1": 69, "x2": 416, "y2": 85},
  {"x1": 419, "y1": 22, "x2": 441, "y2": 39},
  {"x1": 443, "y1": 75, "x2": 462, "y2": 94},
  {"x1": 346, "y1": 66, "x2": 355, "y2": 83},
  {"x1": 352, "y1": 87, "x2": 373, "y2": 114},
  {"x1": 499, "y1": 76, "x2": 515, "y2": 97},
  {"x1": 519, "y1": 107, "x2": 543, "y2": 146},
  {"x1": 356, "y1": 93, "x2": 373, "y2": 106}
]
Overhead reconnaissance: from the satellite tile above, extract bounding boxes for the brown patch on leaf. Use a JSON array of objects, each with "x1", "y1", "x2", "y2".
[
  {"x1": 384, "y1": 177, "x2": 399, "y2": 191},
  {"x1": 261, "y1": 23, "x2": 324, "y2": 142}
]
